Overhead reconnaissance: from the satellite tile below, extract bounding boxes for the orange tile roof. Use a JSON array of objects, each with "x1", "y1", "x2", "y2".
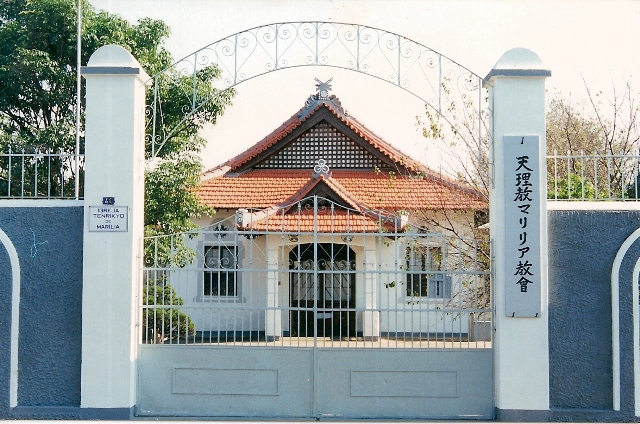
[
  {"x1": 198, "y1": 169, "x2": 486, "y2": 211},
  {"x1": 238, "y1": 208, "x2": 401, "y2": 233},
  {"x1": 198, "y1": 94, "x2": 487, "y2": 232}
]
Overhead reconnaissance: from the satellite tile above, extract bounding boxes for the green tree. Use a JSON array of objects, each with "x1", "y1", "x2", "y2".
[
  {"x1": 549, "y1": 173, "x2": 596, "y2": 200},
  {"x1": 0, "y1": 0, "x2": 233, "y2": 257},
  {"x1": 1, "y1": 1, "x2": 235, "y2": 342},
  {"x1": 546, "y1": 79, "x2": 640, "y2": 199}
]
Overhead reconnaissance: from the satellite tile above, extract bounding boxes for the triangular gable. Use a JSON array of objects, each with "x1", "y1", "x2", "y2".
[
  {"x1": 255, "y1": 121, "x2": 388, "y2": 171},
  {"x1": 285, "y1": 175, "x2": 364, "y2": 211},
  {"x1": 236, "y1": 173, "x2": 406, "y2": 233},
  {"x1": 225, "y1": 102, "x2": 423, "y2": 175},
  {"x1": 199, "y1": 85, "x2": 487, "y2": 214}
]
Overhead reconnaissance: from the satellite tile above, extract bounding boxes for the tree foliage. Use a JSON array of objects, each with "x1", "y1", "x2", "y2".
[
  {"x1": 546, "y1": 79, "x2": 640, "y2": 199},
  {"x1": 0, "y1": 0, "x2": 175, "y2": 150},
  {"x1": 143, "y1": 277, "x2": 194, "y2": 343},
  {"x1": 1, "y1": 1, "x2": 236, "y2": 346},
  {"x1": 0, "y1": 0, "x2": 234, "y2": 261}
]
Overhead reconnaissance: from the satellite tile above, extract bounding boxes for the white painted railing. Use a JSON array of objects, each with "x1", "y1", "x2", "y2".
[
  {"x1": 141, "y1": 197, "x2": 492, "y2": 349},
  {"x1": 547, "y1": 152, "x2": 640, "y2": 201},
  {"x1": 0, "y1": 147, "x2": 84, "y2": 199}
]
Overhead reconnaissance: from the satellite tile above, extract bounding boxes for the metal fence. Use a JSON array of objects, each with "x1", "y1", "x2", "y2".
[
  {"x1": 0, "y1": 148, "x2": 84, "y2": 199},
  {"x1": 141, "y1": 197, "x2": 492, "y2": 349},
  {"x1": 547, "y1": 152, "x2": 640, "y2": 201}
]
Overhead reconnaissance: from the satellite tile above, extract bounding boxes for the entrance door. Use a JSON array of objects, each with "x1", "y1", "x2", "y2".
[{"x1": 290, "y1": 243, "x2": 356, "y2": 338}]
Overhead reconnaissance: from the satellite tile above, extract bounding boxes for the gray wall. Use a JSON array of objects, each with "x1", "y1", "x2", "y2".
[
  {"x1": 0, "y1": 206, "x2": 83, "y2": 419},
  {"x1": 548, "y1": 209, "x2": 640, "y2": 421}
]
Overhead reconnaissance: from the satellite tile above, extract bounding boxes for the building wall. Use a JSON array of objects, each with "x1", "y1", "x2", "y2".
[
  {"x1": 548, "y1": 209, "x2": 640, "y2": 421},
  {"x1": 178, "y1": 216, "x2": 480, "y2": 338},
  {"x1": 0, "y1": 205, "x2": 84, "y2": 419}
]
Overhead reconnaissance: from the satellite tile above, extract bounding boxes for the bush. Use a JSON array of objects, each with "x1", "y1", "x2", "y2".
[
  {"x1": 548, "y1": 173, "x2": 595, "y2": 199},
  {"x1": 142, "y1": 278, "x2": 194, "y2": 343}
]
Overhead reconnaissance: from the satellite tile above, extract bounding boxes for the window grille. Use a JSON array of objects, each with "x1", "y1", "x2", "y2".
[
  {"x1": 204, "y1": 245, "x2": 237, "y2": 296},
  {"x1": 256, "y1": 122, "x2": 386, "y2": 169},
  {"x1": 406, "y1": 245, "x2": 452, "y2": 299}
]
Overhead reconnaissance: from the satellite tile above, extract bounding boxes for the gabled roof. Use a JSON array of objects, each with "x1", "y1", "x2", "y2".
[
  {"x1": 238, "y1": 208, "x2": 400, "y2": 233},
  {"x1": 197, "y1": 86, "x2": 487, "y2": 230},
  {"x1": 199, "y1": 169, "x2": 486, "y2": 211},
  {"x1": 203, "y1": 98, "x2": 428, "y2": 177},
  {"x1": 233, "y1": 171, "x2": 404, "y2": 233}
]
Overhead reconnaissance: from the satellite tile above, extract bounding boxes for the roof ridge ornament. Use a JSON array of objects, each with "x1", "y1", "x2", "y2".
[
  {"x1": 299, "y1": 78, "x2": 346, "y2": 119},
  {"x1": 315, "y1": 77, "x2": 333, "y2": 100}
]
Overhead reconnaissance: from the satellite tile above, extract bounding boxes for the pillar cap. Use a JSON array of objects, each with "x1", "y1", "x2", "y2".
[
  {"x1": 82, "y1": 44, "x2": 150, "y2": 81},
  {"x1": 483, "y1": 48, "x2": 551, "y2": 86}
]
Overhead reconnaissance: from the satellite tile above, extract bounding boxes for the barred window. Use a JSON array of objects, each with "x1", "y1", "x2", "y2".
[
  {"x1": 204, "y1": 245, "x2": 237, "y2": 297},
  {"x1": 406, "y1": 246, "x2": 451, "y2": 299}
]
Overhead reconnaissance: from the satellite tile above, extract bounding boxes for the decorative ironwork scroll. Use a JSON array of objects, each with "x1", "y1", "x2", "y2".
[{"x1": 147, "y1": 21, "x2": 489, "y2": 161}]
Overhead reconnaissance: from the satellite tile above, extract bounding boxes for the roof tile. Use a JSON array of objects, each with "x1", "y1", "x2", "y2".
[
  {"x1": 238, "y1": 208, "x2": 399, "y2": 233},
  {"x1": 198, "y1": 169, "x2": 486, "y2": 211}
]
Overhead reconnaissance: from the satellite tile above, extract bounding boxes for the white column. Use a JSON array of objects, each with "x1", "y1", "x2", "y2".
[
  {"x1": 265, "y1": 247, "x2": 282, "y2": 340},
  {"x1": 484, "y1": 48, "x2": 551, "y2": 413},
  {"x1": 363, "y1": 249, "x2": 380, "y2": 341},
  {"x1": 81, "y1": 45, "x2": 148, "y2": 410}
]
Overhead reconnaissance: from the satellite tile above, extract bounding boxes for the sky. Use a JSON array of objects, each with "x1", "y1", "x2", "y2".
[{"x1": 90, "y1": 0, "x2": 640, "y2": 172}]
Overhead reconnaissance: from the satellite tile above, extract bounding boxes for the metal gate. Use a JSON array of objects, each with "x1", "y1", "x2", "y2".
[{"x1": 138, "y1": 197, "x2": 493, "y2": 419}]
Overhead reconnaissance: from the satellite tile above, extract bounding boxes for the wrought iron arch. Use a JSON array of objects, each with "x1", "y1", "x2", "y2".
[{"x1": 147, "y1": 21, "x2": 490, "y2": 160}]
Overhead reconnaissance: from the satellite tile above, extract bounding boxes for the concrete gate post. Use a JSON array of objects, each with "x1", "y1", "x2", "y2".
[
  {"x1": 484, "y1": 48, "x2": 551, "y2": 420},
  {"x1": 80, "y1": 45, "x2": 148, "y2": 417}
]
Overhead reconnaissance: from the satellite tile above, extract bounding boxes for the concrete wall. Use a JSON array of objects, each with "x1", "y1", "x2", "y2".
[
  {"x1": 548, "y1": 208, "x2": 640, "y2": 421},
  {"x1": 0, "y1": 205, "x2": 84, "y2": 419},
  {"x1": 2, "y1": 207, "x2": 640, "y2": 420}
]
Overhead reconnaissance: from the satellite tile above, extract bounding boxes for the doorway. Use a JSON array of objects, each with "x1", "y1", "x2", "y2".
[{"x1": 289, "y1": 243, "x2": 356, "y2": 338}]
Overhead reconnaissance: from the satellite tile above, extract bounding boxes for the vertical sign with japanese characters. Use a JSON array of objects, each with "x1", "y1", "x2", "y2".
[{"x1": 504, "y1": 135, "x2": 541, "y2": 317}]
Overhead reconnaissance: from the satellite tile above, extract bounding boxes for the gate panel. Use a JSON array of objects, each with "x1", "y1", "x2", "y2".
[
  {"x1": 137, "y1": 346, "x2": 313, "y2": 417},
  {"x1": 315, "y1": 349, "x2": 493, "y2": 419},
  {"x1": 139, "y1": 197, "x2": 492, "y2": 418}
]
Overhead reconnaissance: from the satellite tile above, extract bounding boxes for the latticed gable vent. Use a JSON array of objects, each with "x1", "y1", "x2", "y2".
[{"x1": 255, "y1": 122, "x2": 386, "y2": 170}]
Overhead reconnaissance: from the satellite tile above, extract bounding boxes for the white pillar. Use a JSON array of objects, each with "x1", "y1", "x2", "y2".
[
  {"x1": 363, "y1": 249, "x2": 380, "y2": 341},
  {"x1": 81, "y1": 45, "x2": 148, "y2": 411},
  {"x1": 265, "y1": 247, "x2": 282, "y2": 340},
  {"x1": 484, "y1": 48, "x2": 551, "y2": 415}
]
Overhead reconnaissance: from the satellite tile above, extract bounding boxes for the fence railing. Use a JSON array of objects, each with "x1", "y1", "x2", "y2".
[
  {"x1": 547, "y1": 152, "x2": 640, "y2": 201},
  {"x1": 141, "y1": 199, "x2": 492, "y2": 349},
  {"x1": 0, "y1": 148, "x2": 84, "y2": 199},
  {"x1": 6, "y1": 149, "x2": 637, "y2": 202}
]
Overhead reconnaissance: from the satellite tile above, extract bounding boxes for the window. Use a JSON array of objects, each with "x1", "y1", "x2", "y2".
[
  {"x1": 406, "y1": 245, "x2": 451, "y2": 299},
  {"x1": 204, "y1": 245, "x2": 237, "y2": 297}
]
